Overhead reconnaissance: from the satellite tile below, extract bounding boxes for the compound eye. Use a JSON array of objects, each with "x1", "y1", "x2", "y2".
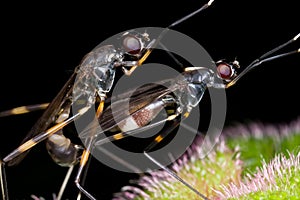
[
  {"x1": 217, "y1": 63, "x2": 233, "y2": 80},
  {"x1": 122, "y1": 35, "x2": 141, "y2": 55}
]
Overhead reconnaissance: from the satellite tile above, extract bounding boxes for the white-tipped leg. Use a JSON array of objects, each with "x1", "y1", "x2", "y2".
[
  {"x1": 56, "y1": 165, "x2": 74, "y2": 200},
  {"x1": 142, "y1": 116, "x2": 209, "y2": 200},
  {"x1": 0, "y1": 161, "x2": 8, "y2": 200},
  {"x1": 143, "y1": 152, "x2": 209, "y2": 200}
]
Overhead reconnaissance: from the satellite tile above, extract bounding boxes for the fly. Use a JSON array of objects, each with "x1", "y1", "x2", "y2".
[
  {"x1": 78, "y1": 33, "x2": 299, "y2": 200},
  {"x1": 0, "y1": 1, "x2": 215, "y2": 200}
]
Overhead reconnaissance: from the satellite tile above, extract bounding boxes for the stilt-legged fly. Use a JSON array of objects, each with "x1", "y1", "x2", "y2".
[
  {"x1": 75, "y1": 32, "x2": 299, "y2": 200},
  {"x1": 0, "y1": 1, "x2": 215, "y2": 200}
]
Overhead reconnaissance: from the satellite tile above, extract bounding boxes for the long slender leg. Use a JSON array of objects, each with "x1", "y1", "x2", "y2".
[
  {"x1": 0, "y1": 103, "x2": 81, "y2": 200},
  {"x1": 56, "y1": 165, "x2": 74, "y2": 200},
  {"x1": 74, "y1": 98, "x2": 105, "y2": 200},
  {"x1": 74, "y1": 142, "x2": 95, "y2": 200},
  {"x1": 2, "y1": 108, "x2": 87, "y2": 163},
  {"x1": 0, "y1": 161, "x2": 8, "y2": 200},
  {"x1": 0, "y1": 103, "x2": 49, "y2": 117},
  {"x1": 76, "y1": 153, "x2": 92, "y2": 200},
  {"x1": 143, "y1": 113, "x2": 209, "y2": 200},
  {"x1": 0, "y1": 103, "x2": 49, "y2": 200},
  {"x1": 74, "y1": 100, "x2": 181, "y2": 199},
  {"x1": 1, "y1": 107, "x2": 89, "y2": 200},
  {"x1": 122, "y1": 0, "x2": 215, "y2": 76}
]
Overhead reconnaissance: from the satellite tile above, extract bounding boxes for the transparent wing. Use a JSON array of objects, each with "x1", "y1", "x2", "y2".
[
  {"x1": 7, "y1": 71, "x2": 77, "y2": 166},
  {"x1": 79, "y1": 78, "x2": 177, "y2": 140}
]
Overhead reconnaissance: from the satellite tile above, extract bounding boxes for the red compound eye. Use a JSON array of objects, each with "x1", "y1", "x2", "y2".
[
  {"x1": 217, "y1": 63, "x2": 233, "y2": 80},
  {"x1": 122, "y1": 35, "x2": 141, "y2": 55}
]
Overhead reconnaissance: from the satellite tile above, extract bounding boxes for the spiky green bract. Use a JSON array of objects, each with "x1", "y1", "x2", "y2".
[
  {"x1": 113, "y1": 136, "x2": 243, "y2": 200},
  {"x1": 215, "y1": 117, "x2": 300, "y2": 199},
  {"x1": 223, "y1": 118, "x2": 300, "y2": 175},
  {"x1": 113, "y1": 117, "x2": 300, "y2": 200},
  {"x1": 218, "y1": 152, "x2": 300, "y2": 200}
]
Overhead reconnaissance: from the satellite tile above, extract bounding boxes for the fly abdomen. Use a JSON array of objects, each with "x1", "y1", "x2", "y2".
[
  {"x1": 117, "y1": 97, "x2": 175, "y2": 132},
  {"x1": 46, "y1": 131, "x2": 81, "y2": 167}
]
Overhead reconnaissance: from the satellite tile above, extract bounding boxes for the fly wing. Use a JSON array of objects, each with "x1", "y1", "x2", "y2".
[
  {"x1": 7, "y1": 71, "x2": 77, "y2": 166},
  {"x1": 79, "y1": 78, "x2": 176, "y2": 140},
  {"x1": 101, "y1": 83, "x2": 171, "y2": 130}
]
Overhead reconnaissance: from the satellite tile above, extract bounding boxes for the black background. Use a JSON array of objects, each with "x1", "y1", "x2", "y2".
[{"x1": 0, "y1": 0, "x2": 299, "y2": 199}]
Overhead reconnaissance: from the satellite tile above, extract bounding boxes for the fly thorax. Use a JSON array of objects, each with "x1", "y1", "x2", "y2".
[
  {"x1": 185, "y1": 83, "x2": 207, "y2": 107},
  {"x1": 179, "y1": 68, "x2": 214, "y2": 108},
  {"x1": 73, "y1": 45, "x2": 117, "y2": 106}
]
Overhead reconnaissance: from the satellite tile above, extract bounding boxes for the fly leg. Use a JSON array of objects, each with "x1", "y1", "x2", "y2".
[
  {"x1": 75, "y1": 156, "x2": 92, "y2": 200},
  {"x1": 74, "y1": 97, "x2": 105, "y2": 200},
  {"x1": 0, "y1": 160, "x2": 8, "y2": 200},
  {"x1": 0, "y1": 104, "x2": 50, "y2": 200},
  {"x1": 56, "y1": 165, "x2": 74, "y2": 200},
  {"x1": 0, "y1": 103, "x2": 49, "y2": 117},
  {"x1": 121, "y1": 0, "x2": 215, "y2": 76},
  {"x1": 143, "y1": 113, "x2": 209, "y2": 200},
  {"x1": 1, "y1": 105, "x2": 90, "y2": 200},
  {"x1": 2, "y1": 107, "x2": 88, "y2": 164}
]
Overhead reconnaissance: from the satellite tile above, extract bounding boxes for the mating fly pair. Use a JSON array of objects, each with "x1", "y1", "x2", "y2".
[
  {"x1": 1, "y1": 1, "x2": 300, "y2": 200},
  {"x1": 0, "y1": 0, "x2": 216, "y2": 200},
  {"x1": 87, "y1": 33, "x2": 299, "y2": 200}
]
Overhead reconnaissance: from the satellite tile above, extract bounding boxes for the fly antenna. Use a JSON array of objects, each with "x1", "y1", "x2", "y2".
[
  {"x1": 258, "y1": 33, "x2": 300, "y2": 60},
  {"x1": 160, "y1": 0, "x2": 214, "y2": 39},
  {"x1": 226, "y1": 33, "x2": 300, "y2": 88},
  {"x1": 137, "y1": 0, "x2": 215, "y2": 66},
  {"x1": 168, "y1": 0, "x2": 214, "y2": 28}
]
